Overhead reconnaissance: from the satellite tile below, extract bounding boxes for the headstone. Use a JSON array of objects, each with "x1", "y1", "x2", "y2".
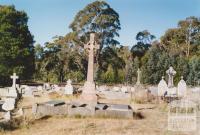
[
  {"x1": 2, "y1": 98, "x2": 15, "y2": 111},
  {"x1": 2, "y1": 98, "x2": 15, "y2": 121},
  {"x1": 136, "y1": 68, "x2": 141, "y2": 85},
  {"x1": 10, "y1": 73, "x2": 18, "y2": 89},
  {"x1": 43, "y1": 83, "x2": 51, "y2": 90},
  {"x1": 158, "y1": 76, "x2": 168, "y2": 96},
  {"x1": 9, "y1": 73, "x2": 19, "y2": 97},
  {"x1": 64, "y1": 79, "x2": 73, "y2": 95},
  {"x1": 166, "y1": 66, "x2": 176, "y2": 88},
  {"x1": 81, "y1": 33, "x2": 100, "y2": 102},
  {"x1": 177, "y1": 76, "x2": 187, "y2": 97},
  {"x1": 121, "y1": 86, "x2": 128, "y2": 93}
]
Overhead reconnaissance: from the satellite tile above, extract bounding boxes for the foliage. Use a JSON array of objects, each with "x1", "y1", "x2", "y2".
[
  {"x1": 34, "y1": 35, "x2": 87, "y2": 83},
  {"x1": 70, "y1": 1, "x2": 121, "y2": 49},
  {"x1": 0, "y1": 5, "x2": 34, "y2": 85},
  {"x1": 161, "y1": 16, "x2": 200, "y2": 58},
  {"x1": 131, "y1": 30, "x2": 155, "y2": 58},
  {"x1": 187, "y1": 56, "x2": 200, "y2": 85}
]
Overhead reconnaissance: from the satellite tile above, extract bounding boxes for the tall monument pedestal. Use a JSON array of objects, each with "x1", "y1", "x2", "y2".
[{"x1": 81, "y1": 81, "x2": 97, "y2": 103}]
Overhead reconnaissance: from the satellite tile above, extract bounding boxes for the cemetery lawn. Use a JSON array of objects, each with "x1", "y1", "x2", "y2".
[{"x1": 0, "y1": 103, "x2": 191, "y2": 135}]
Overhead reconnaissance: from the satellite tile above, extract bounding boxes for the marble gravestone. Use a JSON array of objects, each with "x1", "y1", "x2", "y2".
[
  {"x1": 158, "y1": 76, "x2": 168, "y2": 96},
  {"x1": 177, "y1": 76, "x2": 187, "y2": 97},
  {"x1": 8, "y1": 73, "x2": 19, "y2": 98},
  {"x1": 64, "y1": 79, "x2": 73, "y2": 95},
  {"x1": 2, "y1": 98, "x2": 15, "y2": 120},
  {"x1": 81, "y1": 33, "x2": 100, "y2": 102}
]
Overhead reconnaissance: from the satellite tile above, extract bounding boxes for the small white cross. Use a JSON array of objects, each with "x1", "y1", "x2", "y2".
[{"x1": 10, "y1": 73, "x2": 19, "y2": 88}]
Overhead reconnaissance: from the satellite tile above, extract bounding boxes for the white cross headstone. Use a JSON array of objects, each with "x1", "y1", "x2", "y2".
[
  {"x1": 10, "y1": 73, "x2": 18, "y2": 89},
  {"x1": 177, "y1": 76, "x2": 187, "y2": 97},
  {"x1": 9, "y1": 73, "x2": 19, "y2": 97},
  {"x1": 158, "y1": 76, "x2": 168, "y2": 96}
]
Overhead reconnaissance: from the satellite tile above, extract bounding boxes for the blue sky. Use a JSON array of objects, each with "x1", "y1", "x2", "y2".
[{"x1": 1, "y1": 0, "x2": 200, "y2": 46}]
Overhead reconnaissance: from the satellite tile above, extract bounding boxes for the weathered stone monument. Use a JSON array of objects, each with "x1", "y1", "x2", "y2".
[
  {"x1": 158, "y1": 76, "x2": 168, "y2": 96},
  {"x1": 136, "y1": 68, "x2": 141, "y2": 85},
  {"x1": 177, "y1": 76, "x2": 187, "y2": 97},
  {"x1": 81, "y1": 32, "x2": 100, "y2": 102},
  {"x1": 166, "y1": 67, "x2": 177, "y2": 96},
  {"x1": 64, "y1": 79, "x2": 73, "y2": 95},
  {"x1": 166, "y1": 66, "x2": 176, "y2": 88}
]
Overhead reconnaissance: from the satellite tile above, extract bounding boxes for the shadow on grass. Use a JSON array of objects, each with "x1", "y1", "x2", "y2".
[
  {"x1": 133, "y1": 112, "x2": 144, "y2": 119},
  {"x1": 0, "y1": 119, "x2": 21, "y2": 131}
]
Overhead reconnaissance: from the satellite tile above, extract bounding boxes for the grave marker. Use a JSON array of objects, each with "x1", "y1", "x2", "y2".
[
  {"x1": 166, "y1": 66, "x2": 176, "y2": 88},
  {"x1": 81, "y1": 33, "x2": 100, "y2": 102}
]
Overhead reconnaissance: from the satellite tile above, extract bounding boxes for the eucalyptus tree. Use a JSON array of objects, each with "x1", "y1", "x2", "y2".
[
  {"x1": 131, "y1": 30, "x2": 155, "y2": 58},
  {"x1": 161, "y1": 16, "x2": 200, "y2": 58},
  {"x1": 70, "y1": 0, "x2": 121, "y2": 49}
]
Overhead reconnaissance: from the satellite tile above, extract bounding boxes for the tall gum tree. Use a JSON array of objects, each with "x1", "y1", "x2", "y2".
[{"x1": 69, "y1": 0, "x2": 121, "y2": 50}]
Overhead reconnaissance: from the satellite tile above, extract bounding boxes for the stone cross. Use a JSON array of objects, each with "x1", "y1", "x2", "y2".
[
  {"x1": 136, "y1": 68, "x2": 141, "y2": 85},
  {"x1": 10, "y1": 73, "x2": 19, "y2": 89},
  {"x1": 81, "y1": 33, "x2": 100, "y2": 102},
  {"x1": 166, "y1": 66, "x2": 176, "y2": 88},
  {"x1": 84, "y1": 33, "x2": 100, "y2": 83}
]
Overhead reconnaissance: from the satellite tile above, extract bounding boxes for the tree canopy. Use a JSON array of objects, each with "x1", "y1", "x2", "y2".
[
  {"x1": 0, "y1": 5, "x2": 34, "y2": 85},
  {"x1": 70, "y1": 1, "x2": 121, "y2": 49}
]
